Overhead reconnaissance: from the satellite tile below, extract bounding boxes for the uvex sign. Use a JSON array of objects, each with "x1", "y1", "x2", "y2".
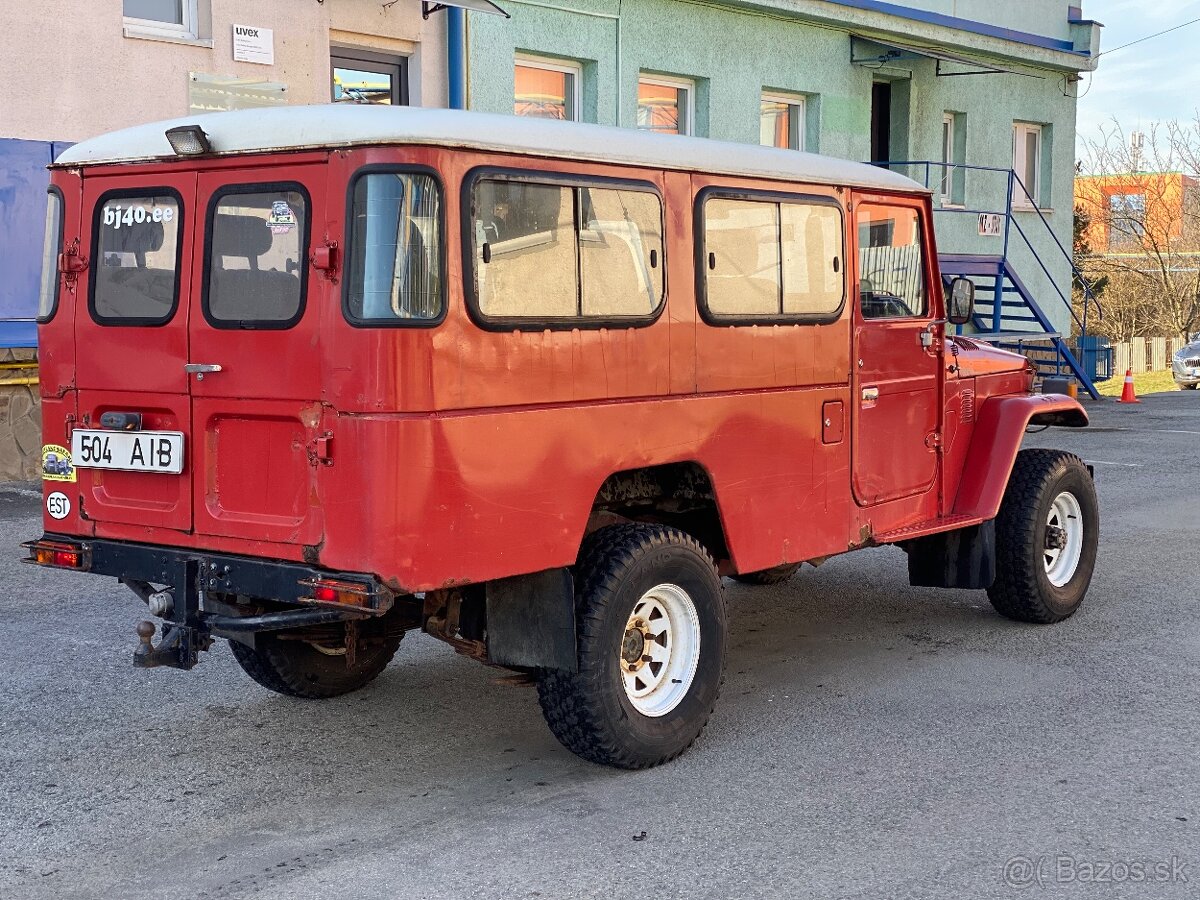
[{"x1": 232, "y1": 24, "x2": 274, "y2": 65}]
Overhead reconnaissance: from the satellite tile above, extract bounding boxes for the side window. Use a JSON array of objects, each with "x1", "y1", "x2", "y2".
[
  {"x1": 37, "y1": 190, "x2": 64, "y2": 323},
  {"x1": 470, "y1": 175, "x2": 664, "y2": 324},
  {"x1": 346, "y1": 171, "x2": 443, "y2": 323},
  {"x1": 91, "y1": 192, "x2": 182, "y2": 325},
  {"x1": 856, "y1": 204, "x2": 928, "y2": 319},
  {"x1": 701, "y1": 193, "x2": 844, "y2": 321},
  {"x1": 205, "y1": 187, "x2": 308, "y2": 328}
]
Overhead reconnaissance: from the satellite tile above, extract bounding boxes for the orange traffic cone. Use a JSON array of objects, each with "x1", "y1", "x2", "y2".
[{"x1": 1118, "y1": 368, "x2": 1140, "y2": 404}]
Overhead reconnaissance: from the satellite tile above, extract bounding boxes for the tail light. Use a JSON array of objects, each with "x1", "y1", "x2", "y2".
[
  {"x1": 22, "y1": 539, "x2": 91, "y2": 570},
  {"x1": 297, "y1": 577, "x2": 388, "y2": 612}
]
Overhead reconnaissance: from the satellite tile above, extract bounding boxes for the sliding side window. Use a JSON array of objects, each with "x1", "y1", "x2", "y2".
[
  {"x1": 700, "y1": 191, "x2": 844, "y2": 323},
  {"x1": 469, "y1": 174, "x2": 664, "y2": 326}
]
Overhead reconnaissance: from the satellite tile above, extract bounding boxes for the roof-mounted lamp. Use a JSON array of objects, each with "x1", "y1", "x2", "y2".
[
  {"x1": 165, "y1": 125, "x2": 213, "y2": 156},
  {"x1": 421, "y1": 0, "x2": 510, "y2": 19}
]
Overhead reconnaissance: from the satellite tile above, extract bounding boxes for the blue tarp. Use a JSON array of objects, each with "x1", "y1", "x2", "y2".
[{"x1": 0, "y1": 138, "x2": 73, "y2": 348}]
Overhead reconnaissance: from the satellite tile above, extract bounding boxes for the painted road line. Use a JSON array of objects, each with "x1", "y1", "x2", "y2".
[{"x1": 1086, "y1": 460, "x2": 1144, "y2": 468}]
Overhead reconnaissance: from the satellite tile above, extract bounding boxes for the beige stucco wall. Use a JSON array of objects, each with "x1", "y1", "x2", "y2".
[{"x1": 0, "y1": 0, "x2": 447, "y2": 143}]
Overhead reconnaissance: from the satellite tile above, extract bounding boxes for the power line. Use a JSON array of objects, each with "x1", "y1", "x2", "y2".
[{"x1": 1098, "y1": 16, "x2": 1200, "y2": 58}]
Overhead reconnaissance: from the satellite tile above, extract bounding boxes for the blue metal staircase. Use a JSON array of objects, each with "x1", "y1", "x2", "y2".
[
  {"x1": 937, "y1": 254, "x2": 1099, "y2": 397},
  {"x1": 873, "y1": 161, "x2": 1108, "y2": 400}
]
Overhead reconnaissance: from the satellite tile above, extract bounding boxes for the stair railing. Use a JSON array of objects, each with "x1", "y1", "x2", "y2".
[{"x1": 869, "y1": 161, "x2": 1104, "y2": 338}]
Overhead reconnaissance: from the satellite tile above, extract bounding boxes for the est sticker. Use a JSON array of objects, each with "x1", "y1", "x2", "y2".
[
  {"x1": 46, "y1": 491, "x2": 71, "y2": 520},
  {"x1": 41, "y1": 444, "x2": 76, "y2": 482}
]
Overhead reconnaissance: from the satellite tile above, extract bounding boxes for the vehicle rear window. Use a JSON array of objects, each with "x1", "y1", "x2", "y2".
[
  {"x1": 91, "y1": 192, "x2": 181, "y2": 325},
  {"x1": 701, "y1": 193, "x2": 844, "y2": 322},
  {"x1": 469, "y1": 175, "x2": 664, "y2": 325},
  {"x1": 346, "y1": 171, "x2": 443, "y2": 324},
  {"x1": 205, "y1": 187, "x2": 308, "y2": 328},
  {"x1": 857, "y1": 205, "x2": 928, "y2": 319}
]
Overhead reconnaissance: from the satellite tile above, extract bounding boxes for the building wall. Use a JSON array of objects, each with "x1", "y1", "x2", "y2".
[
  {"x1": 1075, "y1": 173, "x2": 1199, "y2": 251},
  {"x1": 466, "y1": 0, "x2": 1094, "y2": 338},
  {"x1": 0, "y1": 1, "x2": 447, "y2": 143}
]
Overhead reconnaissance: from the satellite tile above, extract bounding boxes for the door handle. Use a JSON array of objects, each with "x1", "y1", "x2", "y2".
[
  {"x1": 861, "y1": 387, "x2": 880, "y2": 402},
  {"x1": 184, "y1": 363, "x2": 223, "y2": 381}
]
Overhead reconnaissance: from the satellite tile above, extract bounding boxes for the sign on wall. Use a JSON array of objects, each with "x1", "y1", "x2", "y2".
[
  {"x1": 978, "y1": 213, "x2": 1003, "y2": 237},
  {"x1": 233, "y1": 24, "x2": 274, "y2": 65},
  {"x1": 189, "y1": 73, "x2": 288, "y2": 114}
]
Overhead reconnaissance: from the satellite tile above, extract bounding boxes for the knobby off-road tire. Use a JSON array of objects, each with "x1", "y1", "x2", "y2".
[
  {"x1": 230, "y1": 626, "x2": 403, "y2": 699},
  {"x1": 987, "y1": 449, "x2": 1099, "y2": 624},
  {"x1": 537, "y1": 524, "x2": 728, "y2": 769},
  {"x1": 731, "y1": 563, "x2": 801, "y2": 586}
]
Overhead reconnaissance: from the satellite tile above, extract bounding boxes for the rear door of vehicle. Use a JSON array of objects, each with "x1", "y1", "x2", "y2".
[
  {"x1": 74, "y1": 171, "x2": 196, "y2": 531},
  {"x1": 188, "y1": 166, "x2": 327, "y2": 545}
]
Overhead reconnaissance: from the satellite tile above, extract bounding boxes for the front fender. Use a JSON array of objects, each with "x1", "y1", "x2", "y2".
[{"x1": 952, "y1": 393, "x2": 1088, "y2": 521}]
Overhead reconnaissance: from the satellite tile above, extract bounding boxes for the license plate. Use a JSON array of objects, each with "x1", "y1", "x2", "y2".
[{"x1": 71, "y1": 429, "x2": 185, "y2": 474}]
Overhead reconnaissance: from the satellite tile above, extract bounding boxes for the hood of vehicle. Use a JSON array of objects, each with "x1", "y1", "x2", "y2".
[
  {"x1": 1175, "y1": 341, "x2": 1200, "y2": 361},
  {"x1": 948, "y1": 336, "x2": 1031, "y2": 378}
]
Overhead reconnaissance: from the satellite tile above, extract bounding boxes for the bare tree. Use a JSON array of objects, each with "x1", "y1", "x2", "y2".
[{"x1": 1077, "y1": 121, "x2": 1200, "y2": 340}]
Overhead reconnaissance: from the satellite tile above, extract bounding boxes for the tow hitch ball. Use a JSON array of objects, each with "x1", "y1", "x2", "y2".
[{"x1": 133, "y1": 620, "x2": 212, "y2": 670}]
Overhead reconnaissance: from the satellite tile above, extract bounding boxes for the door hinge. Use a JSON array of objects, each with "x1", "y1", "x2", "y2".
[
  {"x1": 58, "y1": 238, "x2": 88, "y2": 293},
  {"x1": 312, "y1": 240, "x2": 340, "y2": 283},
  {"x1": 309, "y1": 432, "x2": 334, "y2": 466}
]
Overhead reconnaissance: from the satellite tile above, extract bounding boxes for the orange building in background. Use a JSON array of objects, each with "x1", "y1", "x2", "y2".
[{"x1": 1074, "y1": 172, "x2": 1200, "y2": 253}]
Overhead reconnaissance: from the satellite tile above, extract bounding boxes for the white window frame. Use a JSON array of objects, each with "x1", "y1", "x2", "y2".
[
  {"x1": 940, "y1": 113, "x2": 956, "y2": 204},
  {"x1": 1012, "y1": 122, "x2": 1043, "y2": 209},
  {"x1": 637, "y1": 74, "x2": 696, "y2": 137},
  {"x1": 123, "y1": 0, "x2": 202, "y2": 43},
  {"x1": 761, "y1": 92, "x2": 806, "y2": 152},
  {"x1": 514, "y1": 54, "x2": 583, "y2": 122}
]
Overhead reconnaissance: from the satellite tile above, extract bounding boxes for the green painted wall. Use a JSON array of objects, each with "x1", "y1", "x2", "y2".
[{"x1": 466, "y1": 0, "x2": 1089, "y2": 336}]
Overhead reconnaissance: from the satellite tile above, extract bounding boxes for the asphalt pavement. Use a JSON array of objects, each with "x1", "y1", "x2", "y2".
[{"x1": 1, "y1": 392, "x2": 1198, "y2": 899}]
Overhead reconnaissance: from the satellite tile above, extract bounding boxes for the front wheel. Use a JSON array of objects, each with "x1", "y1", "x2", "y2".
[
  {"x1": 1182, "y1": 383, "x2": 1198, "y2": 390},
  {"x1": 987, "y1": 449, "x2": 1099, "y2": 624},
  {"x1": 537, "y1": 524, "x2": 728, "y2": 769}
]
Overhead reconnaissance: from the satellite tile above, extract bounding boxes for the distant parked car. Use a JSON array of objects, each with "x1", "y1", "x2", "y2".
[{"x1": 1173, "y1": 334, "x2": 1200, "y2": 390}]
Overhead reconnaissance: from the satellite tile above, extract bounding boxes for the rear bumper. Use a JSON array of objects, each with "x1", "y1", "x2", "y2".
[{"x1": 23, "y1": 535, "x2": 395, "y2": 669}]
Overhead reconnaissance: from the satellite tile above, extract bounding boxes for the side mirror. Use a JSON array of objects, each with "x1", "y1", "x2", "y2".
[{"x1": 947, "y1": 277, "x2": 975, "y2": 326}]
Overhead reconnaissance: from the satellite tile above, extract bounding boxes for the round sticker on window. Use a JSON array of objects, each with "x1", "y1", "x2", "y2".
[{"x1": 46, "y1": 491, "x2": 71, "y2": 521}]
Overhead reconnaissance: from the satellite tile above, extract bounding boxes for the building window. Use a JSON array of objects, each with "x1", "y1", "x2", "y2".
[
  {"x1": 1012, "y1": 122, "x2": 1043, "y2": 207},
  {"x1": 1108, "y1": 193, "x2": 1146, "y2": 248},
  {"x1": 637, "y1": 75, "x2": 694, "y2": 136},
  {"x1": 331, "y1": 48, "x2": 409, "y2": 105},
  {"x1": 760, "y1": 94, "x2": 805, "y2": 151},
  {"x1": 514, "y1": 56, "x2": 581, "y2": 121},
  {"x1": 123, "y1": 0, "x2": 200, "y2": 41},
  {"x1": 940, "y1": 114, "x2": 955, "y2": 203}
]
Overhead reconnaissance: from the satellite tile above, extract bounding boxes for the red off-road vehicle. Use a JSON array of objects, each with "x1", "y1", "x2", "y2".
[{"x1": 26, "y1": 107, "x2": 1098, "y2": 768}]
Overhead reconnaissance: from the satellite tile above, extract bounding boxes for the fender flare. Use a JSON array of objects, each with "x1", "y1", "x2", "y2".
[{"x1": 952, "y1": 393, "x2": 1088, "y2": 521}]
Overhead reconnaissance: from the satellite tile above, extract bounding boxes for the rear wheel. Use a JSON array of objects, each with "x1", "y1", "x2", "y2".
[
  {"x1": 537, "y1": 524, "x2": 727, "y2": 769},
  {"x1": 230, "y1": 618, "x2": 403, "y2": 699},
  {"x1": 987, "y1": 449, "x2": 1098, "y2": 624},
  {"x1": 731, "y1": 563, "x2": 800, "y2": 586}
]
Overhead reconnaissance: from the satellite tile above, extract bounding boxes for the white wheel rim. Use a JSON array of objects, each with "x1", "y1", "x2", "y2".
[
  {"x1": 1044, "y1": 491, "x2": 1084, "y2": 588},
  {"x1": 619, "y1": 584, "x2": 701, "y2": 718}
]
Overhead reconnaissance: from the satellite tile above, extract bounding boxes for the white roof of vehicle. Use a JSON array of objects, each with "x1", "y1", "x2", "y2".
[{"x1": 55, "y1": 105, "x2": 926, "y2": 194}]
